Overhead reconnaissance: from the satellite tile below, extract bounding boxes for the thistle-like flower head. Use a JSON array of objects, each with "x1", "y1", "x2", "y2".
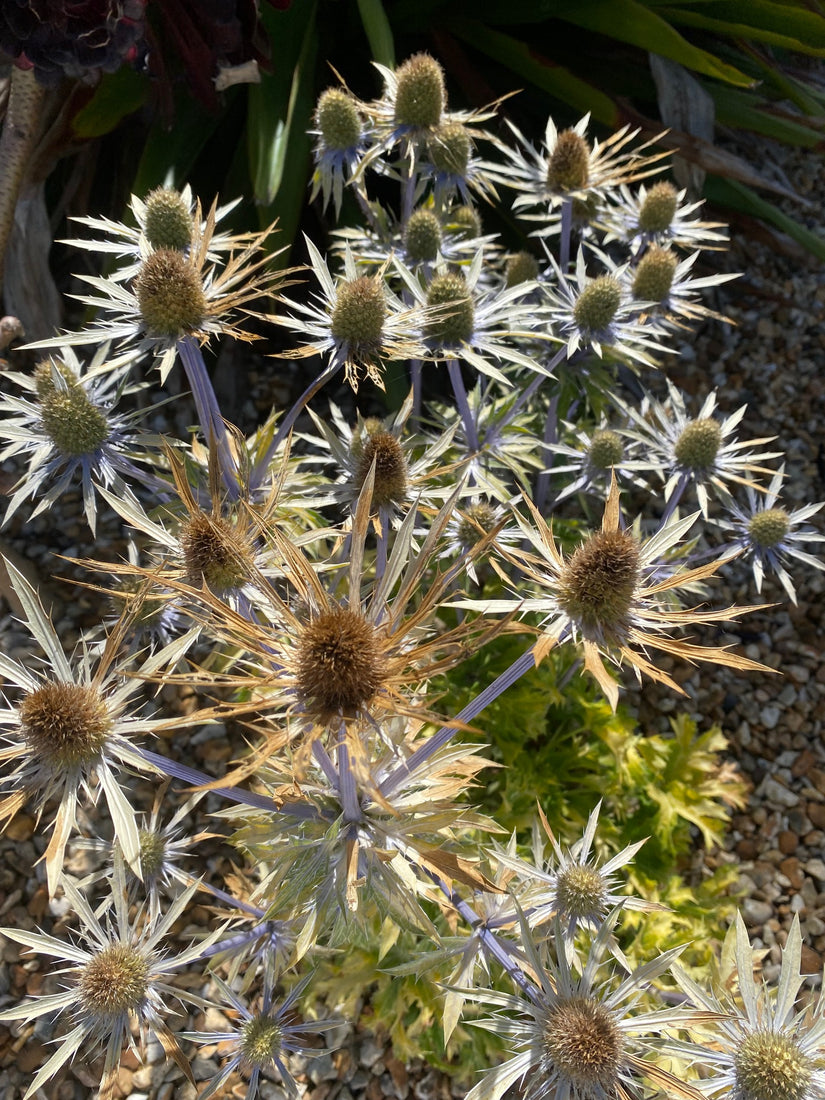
[
  {"x1": 457, "y1": 477, "x2": 771, "y2": 708},
  {"x1": 673, "y1": 913, "x2": 825, "y2": 1100},
  {"x1": 0, "y1": 862, "x2": 222, "y2": 1100}
]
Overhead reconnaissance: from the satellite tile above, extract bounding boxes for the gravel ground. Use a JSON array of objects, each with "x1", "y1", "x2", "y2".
[
  {"x1": 0, "y1": 137, "x2": 824, "y2": 1096},
  {"x1": 627, "y1": 136, "x2": 825, "y2": 985}
]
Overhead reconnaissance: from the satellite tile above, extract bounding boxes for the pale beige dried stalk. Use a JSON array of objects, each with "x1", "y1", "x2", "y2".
[{"x1": 0, "y1": 67, "x2": 45, "y2": 291}]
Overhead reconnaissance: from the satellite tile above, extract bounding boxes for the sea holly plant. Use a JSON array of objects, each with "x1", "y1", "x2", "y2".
[{"x1": 0, "y1": 49, "x2": 822, "y2": 1100}]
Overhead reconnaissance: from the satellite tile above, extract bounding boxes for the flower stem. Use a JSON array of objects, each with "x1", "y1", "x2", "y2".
[
  {"x1": 533, "y1": 393, "x2": 560, "y2": 513},
  {"x1": 177, "y1": 336, "x2": 239, "y2": 501},
  {"x1": 249, "y1": 359, "x2": 340, "y2": 491},
  {"x1": 559, "y1": 198, "x2": 573, "y2": 272},
  {"x1": 379, "y1": 644, "x2": 537, "y2": 799},
  {"x1": 448, "y1": 358, "x2": 479, "y2": 455}
]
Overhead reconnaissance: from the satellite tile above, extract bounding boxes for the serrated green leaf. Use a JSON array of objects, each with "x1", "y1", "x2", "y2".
[{"x1": 453, "y1": 20, "x2": 620, "y2": 126}]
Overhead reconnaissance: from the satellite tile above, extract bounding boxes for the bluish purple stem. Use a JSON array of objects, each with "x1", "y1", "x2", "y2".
[
  {"x1": 559, "y1": 199, "x2": 573, "y2": 272},
  {"x1": 378, "y1": 644, "x2": 537, "y2": 799},
  {"x1": 447, "y1": 359, "x2": 479, "y2": 455},
  {"x1": 137, "y1": 747, "x2": 321, "y2": 820},
  {"x1": 533, "y1": 393, "x2": 560, "y2": 513},
  {"x1": 177, "y1": 336, "x2": 239, "y2": 501},
  {"x1": 410, "y1": 358, "x2": 422, "y2": 424},
  {"x1": 249, "y1": 359, "x2": 340, "y2": 491},
  {"x1": 659, "y1": 472, "x2": 688, "y2": 526},
  {"x1": 336, "y1": 732, "x2": 361, "y2": 822},
  {"x1": 435, "y1": 878, "x2": 542, "y2": 1003}
]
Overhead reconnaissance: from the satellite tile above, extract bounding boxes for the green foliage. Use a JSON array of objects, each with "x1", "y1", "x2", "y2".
[
  {"x1": 436, "y1": 628, "x2": 746, "y2": 966},
  {"x1": 297, "y1": 915, "x2": 507, "y2": 1080}
]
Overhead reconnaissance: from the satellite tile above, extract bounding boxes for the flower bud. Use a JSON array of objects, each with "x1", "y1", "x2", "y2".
[
  {"x1": 547, "y1": 130, "x2": 590, "y2": 191},
  {"x1": 405, "y1": 209, "x2": 442, "y2": 263},
  {"x1": 748, "y1": 507, "x2": 790, "y2": 548},
  {"x1": 39, "y1": 377, "x2": 110, "y2": 455},
  {"x1": 143, "y1": 187, "x2": 194, "y2": 251},
  {"x1": 448, "y1": 204, "x2": 482, "y2": 239},
  {"x1": 632, "y1": 246, "x2": 678, "y2": 303},
  {"x1": 330, "y1": 276, "x2": 386, "y2": 356},
  {"x1": 456, "y1": 502, "x2": 498, "y2": 549},
  {"x1": 428, "y1": 122, "x2": 471, "y2": 176},
  {"x1": 638, "y1": 182, "x2": 678, "y2": 233},
  {"x1": 425, "y1": 272, "x2": 475, "y2": 345},
  {"x1": 588, "y1": 430, "x2": 624, "y2": 469},
  {"x1": 394, "y1": 53, "x2": 445, "y2": 128},
  {"x1": 505, "y1": 251, "x2": 539, "y2": 288},
  {"x1": 240, "y1": 1015, "x2": 285, "y2": 1074},
  {"x1": 316, "y1": 87, "x2": 361, "y2": 151},
  {"x1": 573, "y1": 276, "x2": 622, "y2": 334},
  {"x1": 673, "y1": 418, "x2": 722, "y2": 470},
  {"x1": 734, "y1": 1030, "x2": 811, "y2": 1100}
]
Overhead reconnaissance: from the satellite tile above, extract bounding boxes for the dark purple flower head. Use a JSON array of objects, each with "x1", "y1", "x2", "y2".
[{"x1": 0, "y1": 0, "x2": 147, "y2": 85}]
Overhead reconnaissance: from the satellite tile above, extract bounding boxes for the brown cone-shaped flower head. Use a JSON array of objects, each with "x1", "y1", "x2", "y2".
[
  {"x1": 181, "y1": 513, "x2": 253, "y2": 593},
  {"x1": 19, "y1": 681, "x2": 111, "y2": 770},
  {"x1": 296, "y1": 607, "x2": 386, "y2": 721},
  {"x1": 547, "y1": 130, "x2": 590, "y2": 192},
  {"x1": 356, "y1": 429, "x2": 407, "y2": 507},
  {"x1": 543, "y1": 996, "x2": 622, "y2": 1090},
  {"x1": 78, "y1": 944, "x2": 149, "y2": 1019},
  {"x1": 134, "y1": 248, "x2": 207, "y2": 338},
  {"x1": 558, "y1": 529, "x2": 640, "y2": 641}
]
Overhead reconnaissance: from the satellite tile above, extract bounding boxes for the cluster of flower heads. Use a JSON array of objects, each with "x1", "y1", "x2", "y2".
[{"x1": 0, "y1": 49, "x2": 822, "y2": 1100}]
